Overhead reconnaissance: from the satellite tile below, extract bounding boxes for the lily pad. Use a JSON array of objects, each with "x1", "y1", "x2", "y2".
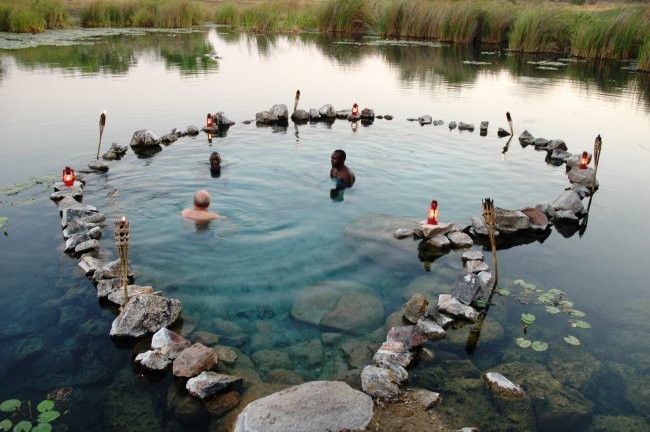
[
  {"x1": 32, "y1": 424, "x2": 52, "y2": 432},
  {"x1": 564, "y1": 335, "x2": 581, "y2": 345},
  {"x1": 516, "y1": 337, "x2": 532, "y2": 348},
  {"x1": 14, "y1": 421, "x2": 32, "y2": 432},
  {"x1": 531, "y1": 341, "x2": 549, "y2": 352},
  {"x1": 0, "y1": 399, "x2": 21, "y2": 412},
  {"x1": 559, "y1": 300, "x2": 574, "y2": 308},
  {"x1": 547, "y1": 288, "x2": 563, "y2": 295},
  {"x1": 496, "y1": 287, "x2": 510, "y2": 296},
  {"x1": 572, "y1": 320, "x2": 591, "y2": 329},
  {"x1": 36, "y1": 400, "x2": 54, "y2": 413},
  {"x1": 0, "y1": 216, "x2": 7, "y2": 236},
  {"x1": 569, "y1": 309, "x2": 586, "y2": 317},
  {"x1": 0, "y1": 419, "x2": 12, "y2": 431},
  {"x1": 545, "y1": 306, "x2": 561, "y2": 314},
  {"x1": 521, "y1": 313, "x2": 536, "y2": 325},
  {"x1": 37, "y1": 411, "x2": 60, "y2": 423},
  {"x1": 537, "y1": 293, "x2": 555, "y2": 304}
]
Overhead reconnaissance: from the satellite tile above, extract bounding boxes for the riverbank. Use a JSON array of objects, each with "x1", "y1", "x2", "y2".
[{"x1": 1, "y1": 0, "x2": 649, "y2": 71}]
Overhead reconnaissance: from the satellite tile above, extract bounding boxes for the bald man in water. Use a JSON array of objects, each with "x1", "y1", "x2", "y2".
[{"x1": 181, "y1": 189, "x2": 219, "y2": 223}]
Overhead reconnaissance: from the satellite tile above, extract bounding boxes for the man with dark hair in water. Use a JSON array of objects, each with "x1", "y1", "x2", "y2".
[
  {"x1": 329, "y1": 149, "x2": 355, "y2": 200},
  {"x1": 181, "y1": 189, "x2": 219, "y2": 223},
  {"x1": 209, "y1": 151, "x2": 221, "y2": 178}
]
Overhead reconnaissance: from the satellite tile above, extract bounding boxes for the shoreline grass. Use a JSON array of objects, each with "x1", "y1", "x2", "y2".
[{"x1": 2, "y1": 0, "x2": 649, "y2": 72}]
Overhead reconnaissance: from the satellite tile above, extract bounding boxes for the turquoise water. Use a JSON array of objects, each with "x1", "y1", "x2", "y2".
[{"x1": 1, "y1": 27, "x2": 650, "y2": 431}]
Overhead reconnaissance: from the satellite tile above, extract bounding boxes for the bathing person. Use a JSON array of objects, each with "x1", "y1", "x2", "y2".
[
  {"x1": 330, "y1": 149, "x2": 355, "y2": 189},
  {"x1": 209, "y1": 151, "x2": 221, "y2": 177},
  {"x1": 181, "y1": 189, "x2": 219, "y2": 223}
]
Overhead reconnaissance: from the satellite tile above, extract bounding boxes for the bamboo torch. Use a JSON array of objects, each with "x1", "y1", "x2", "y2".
[
  {"x1": 293, "y1": 90, "x2": 300, "y2": 114},
  {"x1": 506, "y1": 111, "x2": 513, "y2": 136},
  {"x1": 96, "y1": 111, "x2": 107, "y2": 160},
  {"x1": 114, "y1": 216, "x2": 130, "y2": 309},
  {"x1": 591, "y1": 134, "x2": 602, "y2": 194},
  {"x1": 482, "y1": 198, "x2": 498, "y2": 289}
]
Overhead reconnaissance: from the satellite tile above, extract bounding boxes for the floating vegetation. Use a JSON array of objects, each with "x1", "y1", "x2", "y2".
[
  {"x1": 545, "y1": 306, "x2": 561, "y2": 314},
  {"x1": 531, "y1": 341, "x2": 549, "y2": 352},
  {"x1": 570, "y1": 320, "x2": 591, "y2": 329},
  {"x1": 496, "y1": 287, "x2": 510, "y2": 296},
  {"x1": 569, "y1": 309, "x2": 586, "y2": 317},
  {"x1": 11, "y1": 198, "x2": 37, "y2": 207},
  {"x1": 521, "y1": 313, "x2": 536, "y2": 325},
  {"x1": 564, "y1": 335, "x2": 581, "y2": 346},
  {"x1": 0, "y1": 174, "x2": 56, "y2": 195},
  {"x1": 513, "y1": 279, "x2": 536, "y2": 290},
  {"x1": 463, "y1": 60, "x2": 492, "y2": 65},
  {"x1": 0, "y1": 397, "x2": 62, "y2": 432},
  {"x1": 516, "y1": 337, "x2": 532, "y2": 348},
  {"x1": 0, "y1": 217, "x2": 7, "y2": 236}
]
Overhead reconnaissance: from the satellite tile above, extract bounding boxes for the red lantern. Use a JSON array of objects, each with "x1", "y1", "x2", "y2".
[
  {"x1": 62, "y1": 167, "x2": 75, "y2": 187},
  {"x1": 206, "y1": 113, "x2": 213, "y2": 128},
  {"x1": 579, "y1": 151, "x2": 588, "y2": 169},
  {"x1": 427, "y1": 200, "x2": 438, "y2": 225},
  {"x1": 352, "y1": 103, "x2": 359, "y2": 117}
]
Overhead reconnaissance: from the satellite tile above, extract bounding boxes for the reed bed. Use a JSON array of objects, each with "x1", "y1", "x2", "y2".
[
  {"x1": 509, "y1": 7, "x2": 577, "y2": 53},
  {"x1": 0, "y1": 0, "x2": 69, "y2": 32},
  {"x1": 79, "y1": 0, "x2": 205, "y2": 28}
]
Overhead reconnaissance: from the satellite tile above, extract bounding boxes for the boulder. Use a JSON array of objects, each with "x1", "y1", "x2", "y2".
[
  {"x1": 135, "y1": 350, "x2": 171, "y2": 372},
  {"x1": 373, "y1": 341, "x2": 412, "y2": 368},
  {"x1": 551, "y1": 190, "x2": 584, "y2": 214},
  {"x1": 497, "y1": 127, "x2": 511, "y2": 137},
  {"x1": 420, "y1": 221, "x2": 454, "y2": 238},
  {"x1": 518, "y1": 130, "x2": 535, "y2": 145},
  {"x1": 318, "y1": 104, "x2": 337, "y2": 119},
  {"x1": 172, "y1": 343, "x2": 217, "y2": 378},
  {"x1": 410, "y1": 388, "x2": 442, "y2": 410},
  {"x1": 458, "y1": 122, "x2": 475, "y2": 131},
  {"x1": 110, "y1": 294, "x2": 182, "y2": 338},
  {"x1": 50, "y1": 186, "x2": 83, "y2": 201},
  {"x1": 290, "y1": 280, "x2": 384, "y2": 334},
  {"x1": 415, "y1": 317, "x2": 446, "y2": 339},
  {"x1": 495, "y1": 207, "x2": 531, "y2": 233},
  {"x1": 233, "y1": 381, "x2": 373, "y2": 432},
  {"x1": 447, "y1": 231, "x2": 473, "y2": 248},
  {"x1": 387, "y1": 325, "x2": 428, "y2": 350},
  {"x1": 567, "y1": 165, "x2": 598, "y2": 189},
  {"x1": 361, "y1": 365, "x2": 400, "y2": 400},
  {"x1": 130, "y1": 130, "x2": 161, "y2": 147},
  {"x1": 451, "y1": 273, "x2": 483, "y2": 305},
  {"x1": 418, "y1": 115, "x2": 432, "y2": 125},
  {"x1": 151, "y1": 328, "x2": 191, "y2": 360},
  {"x1": 520, "y1": 207, "x2": 549, "y2": 230},
  {"x1": 448, "y1": 121, "x2": 457, "y2": 130},
  {"x1": 437, "y1": 294, "x2": 479, "y2": 321},
  {"x1": 78, "y1": 255, "x2": 105, "y2": 276},
  {"x1": 403, "y1": 293, "x2": 429, "y2": 324},
  {"x1": 483, "y1": 372, "x2": 526, "y2": 399},
  {"x1": 461, "y1": 250, "x2": 484, "y2": 262},
  {"x1": 87, "y1": 158, "x2": 109, "y2": 172},
  {"x1": 186, "y1": 371, "x2": 242, "y2": 400}
]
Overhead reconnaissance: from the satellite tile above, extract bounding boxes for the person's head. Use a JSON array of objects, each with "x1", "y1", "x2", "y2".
[
  {"x1": 193, "y1": 189, "x2": 211, "y2": 209},
  {"x1": 331, "y1": 149, "x2": 346, "y2": 168},
  {"x1": 209, "y1": 151, "x2": 221, "y2": 168}
]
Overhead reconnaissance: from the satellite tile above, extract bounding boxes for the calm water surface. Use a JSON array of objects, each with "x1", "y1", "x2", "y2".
[{"x1": 1, "y1": 27, "x2": 649, "y2": 431}]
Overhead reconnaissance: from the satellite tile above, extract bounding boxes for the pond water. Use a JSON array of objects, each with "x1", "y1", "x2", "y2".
[{"x1": 1, "y1": 26, "x2": 649, "y2": 431}]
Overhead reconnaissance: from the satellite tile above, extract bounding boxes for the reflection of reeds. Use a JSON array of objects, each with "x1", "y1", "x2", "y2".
[{"x1": 639, "y1": 38, "x2": 650, "y2": 72}]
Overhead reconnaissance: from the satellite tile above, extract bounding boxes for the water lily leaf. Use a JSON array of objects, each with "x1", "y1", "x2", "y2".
[
  {"x1": 559, "y1": 300, "x2": 574, "y2": 308},
  {"x1": 37, "y1": 411, "x2": 59, "y2": 423},
  {"x1": 516, "y1": 337, "x2": 532, "y2": 348},
  {"x1": 513, "y1": 279, "x2": 526, "y2": 287},
  {"x1": 0, "y1": 399, "x2": 21, "y2": 412},
  {"x1": 531, "y1": 341, "x2": 549, "y2": 352},
  {"x1": 14, "y1": 421, "x2": 32, "y2": 432},
  {"x1": 32, "y1": 424, "x2": 52, "y2": 432},
  {"x1": 545, "y1": 306, "x2": 561, "y2": 314},
  {"x1": 36, "y1": 400, "x2": 54, "y2": 413},
  {"x1": 547, "y1": 288, "x2": 563, "y2": 295},
  {"x1": 564, "y1": 335, "x2": 581, "y2": 345},
  {"x1": 569, "y1": 309, "x2": 586, "y2": 317},
  {"x1": 11, "y1": 198, "x2": 37, "y2": 207},
  {"x1": 537, "y1": 293, "x2": 554, "y2": 304},
  {"x1": 572, "y1": 320, "x2": 591, "y2": 329},
  {"x1": 0, "y1": 419, "x2": 12, "y2": 431},
  {"x1": 521, "y1": 313, "x2": 536, "y2": 325},
  {"x1": 496, "y1": 287, "x2": 510, "y2": 296}
]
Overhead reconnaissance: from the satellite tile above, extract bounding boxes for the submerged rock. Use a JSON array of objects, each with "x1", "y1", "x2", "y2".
[
  {"x1": 483, "y1": 372, "x2": 526, "y2": 399},
  {"x1": 110, "y1": 294, "x2": 182, "y2": 338},
  {"x1": 233, "y1": 381, "x2": 373, "y2": 432}
]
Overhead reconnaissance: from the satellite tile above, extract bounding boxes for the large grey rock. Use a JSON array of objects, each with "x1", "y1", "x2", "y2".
[
  {"x1": 420, "y1": 221, "x2": 454, "y2": 239},
  {"x1": 418, "y1": 115, "x2": 432, "y2": 125},
  {"x1": 567, "y1": 165, "x2": 598, "y2": 189},
  {"x1": 130, "y1": 130, "x2": 161, "y2": 147},
  {"x1": 386, "y1": 325, "x2": 428, "y2": 350},
  {"x1": 93, "y1": 259, "x2": 134, "y2": 282},
  {"x1": 483, "y1": 372, "x2": 526, "y2": 399},
  {"x1": 291, "y1": 280, "x2": 383, "y2": 334},
  {"x1": 60, "y1": 207, "x2": 100, "y2": 229},
  {"x1": 447, "y1": 231, "x2": 473, "y2": 248},
  {"x1": 551, "y1": 190, "x2": 584, "y2": 214},
  {"x1": 318, "y1": 104, "x2": 336, "y2": 118},
  {"x1": 437, "y1": 294, "x2": 479, "y2": 321},
  {"x1": 520, "y1": 207, "x2": 549, "y2": 230},
  {"x1": 451, "y1": 273, "x2": 483, "y2": 305},
  {"x1": 518, "y1": 130, "x2": 535, "y2": 145},
  {"x1": 110, "y1": 294, "x2": 182, "y2": 338},
  {"x1": 74, "y1": 239, "x2": 99, "y2": 254},
  {"x1": 78, "y1": 255, "x2": 105, "y2": 276},
  {"x1": 373, "y1": 341, "x2": 412, "y2": 368},
  {"x1": 403, "y1": 293, "x2": 429, "y2": 324},
  {"x1": 50, "y1": 186, "x2": 83, "y2": 201},
  {"x1": 495, "y1": 207, "x2": 530, "y2": 233},
  {"x1": 361, "y1": 365, "x2": 400, "y2": 400},
  {"x1": 234, "y1": 381, "x2": 373, "y2": 432},
  {"x1": 87, "y1": 158, "x2": 109, "y2": 172},
  {"x1": 135, "y1": 350, "x2": 171, "y2": 372},
  {"x1": 461, "y1": 250, "x2": 484, "y2": 262},
  {"x1": 186, "y1": 371, "x2": 242, "y2": 400},
  {"x1": 415, "y1": 317, "x2": 446, "y2": 339},
  {"x1": 107, "y1": 284, "x2": 154, "y2": 306}
]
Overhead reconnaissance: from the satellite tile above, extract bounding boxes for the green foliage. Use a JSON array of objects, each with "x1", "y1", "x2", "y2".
[
  {"x1": 0, "y1": 398, "x2": 61, "y2": 432},
  {"x1": 509, "y1": 6, "x2": 577, "y2": 53},
  {"x1": 564, "y1": 335, "x2": 581, "y2": 346},
  {"x1": 572, "y1": 7, "x2": 648, "y2": 60},
  {"x1": 0, "y1": 0, "x2": 69, "y2": 32},
  {"x1": 516, "y1": 337, "x2": 531, "y2": 348},
  {"x1": 638, "y1": 37, "x2": 650, "y2": 72},
  {"x1": 80, "y1": 0, "x2": 206, "y2": 28},
  {"x1": 316, "y1": 0, "x2": 375, "y2": 33},
  {"x1": 214, "y1": 1, "x2": 239, "y2": 26},
  {"x1": 521, "y1": 313, "x2": 535, "y2": 325},
  {"x1": 531, "y1": 340, "x2": 549, "y2": 352}
]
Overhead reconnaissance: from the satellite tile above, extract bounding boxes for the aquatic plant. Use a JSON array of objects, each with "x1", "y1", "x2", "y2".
[
  {"x1": 0, "y1": 398, "x2": 61, "y2": 432},
  {"x1": 531, "y1": 340, "x2": 548, "y2": 352},
  {"x1": 316, "y1": 0, "x2": 375, "y2": 33},
  {"x1": 508, "y1": 6, "x2": 577, "y2": 54},
  {"x1": 0, "y1": 217, "x2": 7, "y2": 236},
  {"x1": 564, "y1": 335, "x2": 581, "y2": 346},
  {"x1": 0, "y1": 0, "x2": 69, "y2": 32},
  {"x1": 520, "y1": 313, "x2": 535, "y2": 325},
  {"x1": 79, "y1": 0, "x2": 206, "y2": 28}
]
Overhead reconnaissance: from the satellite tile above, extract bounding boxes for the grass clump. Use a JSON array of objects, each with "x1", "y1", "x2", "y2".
[
  {"x1": 0, "y1": 0, "x2": 69, "y2": 32},
  {"x1": 509, "y1": 6, "x2": 577, "y2": 53},
  {"x1": 572, "y1": 6, "x2": 649, "y2": 60},
  {"x1": 317, "y1": 0, "x2": 375, "y2": 33},
  {"x1": 80, "y1": 0, "x2": 205, "y2": 28},
  {"x1": 639, "y1": 37, "x2": 650, "y2": 72}
]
